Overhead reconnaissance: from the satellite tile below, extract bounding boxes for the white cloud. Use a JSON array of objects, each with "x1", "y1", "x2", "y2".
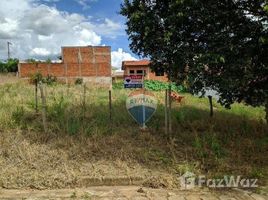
[
  {"x1": 21, "y1": 5, "x2": 71, "y2": 36},
  {"x1": 42, "y1": 0, "x2": 60, "y2": 2},
  {"x1": 111, "y1": 48, "x2": 137, "y2": 70},
  {"x1": 0, "y1": 0, "x2": 123, "y2": 60},
  {"x1": 0, "y1": 18, "x2": 18, "y2": 39},
  {"x1": 95, "y1": 18, "x2": 123, "y2": 38},
  {"x1": 75, "y1": 28, "x2": 101, "y2": 46},
  {"x1": 30, "y1": 48, "x2": 51, "y2": 56},
  {"x1": 79, "y1": 18, "x2": 124, "y2": 39},
  {"x1": 75, "y1": 0, "x2": 98, "y2": 10}
]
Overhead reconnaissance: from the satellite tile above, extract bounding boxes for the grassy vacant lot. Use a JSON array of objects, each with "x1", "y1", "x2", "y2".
[
  {"x1": 0, "y1": 80, "x2": 267, "y2": 191},
  {"x1": 0, "y1": 73, "x2": 18, "y2": 85}
]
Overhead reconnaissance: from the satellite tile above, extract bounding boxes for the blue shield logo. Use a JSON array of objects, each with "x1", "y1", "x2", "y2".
[{"x1": 126, "y1": 89, "x2": 157, "y2": 126}]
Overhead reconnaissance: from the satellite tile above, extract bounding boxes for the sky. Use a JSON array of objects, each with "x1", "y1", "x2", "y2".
[{"x1": 0, "y1": 0, "x2": 138, "y2": 69}]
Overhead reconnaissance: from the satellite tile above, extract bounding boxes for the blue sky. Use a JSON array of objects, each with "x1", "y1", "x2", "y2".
[
  {"x1": 0, "y1": 0, "x2": 138, "y2": 68},
  {"x1": 45, "y1": 0, "x2": 130, "y2": 52}
]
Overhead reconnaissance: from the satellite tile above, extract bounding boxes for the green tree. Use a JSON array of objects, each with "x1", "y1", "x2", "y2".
[
  {"x1": 0, "y1": 58, "x2": 19, "y2": 72},
  {"x1": 6, "y1": 58, "x2": 19, "y2": 72},
  {"x1": 0, "y1": 61, "x2": 5, "y2": 72},
  {"x1": 121, "y1": 0, "x2": 268, "y2": 120}
]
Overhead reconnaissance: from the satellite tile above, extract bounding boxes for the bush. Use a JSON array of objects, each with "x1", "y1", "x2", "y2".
[
  {"x1": 144, "y1": 80, "x2": 187, "y2": 92},
  {"x1": 0, "y1": 58, "x2": 19, "y2": 73},
  {"x1": 44, "y1": 74, "x2": 57, "y2": 85},
  {"x1": 112, "y1": 80, "x2": 187, "y2": 92},
  {"x1": 0, "y1": 62, "x2": 7, "y2": 73},
  {"x1": 75, "y1": 78, "x2": 83, "y2": 85},
  {"x1": 29, "y1": 72, "x2": 43, "y2": 84},
  {"x1": 112, "y1": 81, "x2": 124, "y2": 89},
  {"x1": 29, "y1": 73, "x2": 57, "y2": 85}
]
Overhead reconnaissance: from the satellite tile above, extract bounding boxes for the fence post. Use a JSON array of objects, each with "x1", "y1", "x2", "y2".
[
  {"x1": 168, "y1": 83, "x2": 172, "y2": 134},
  {"x1": 165, "y1": 89, "x2": 168, "y2": 135},
  {"x1": 208, "y1": 95, "x2": 213, "y2": 117},
  {"x1": 35, "y1": 80, "x2": 38, "y2": 113},
  {"x1": 39, "y1": 82, "x2": 48, "y2": 133},
  {"x1": 83, "y1": 84, "x2": 86, "y2": 119},
  {"x1": 109, "y1": 90, "x2": 112, "y2": 122}
]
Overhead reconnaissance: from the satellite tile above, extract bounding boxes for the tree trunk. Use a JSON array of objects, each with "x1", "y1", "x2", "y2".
[
  {"x1": 265, "y1": 100, "x2": 268, "y2": 123},
  {"x1": 208, "y1": 95, "x2": 213, "y2": 117}
]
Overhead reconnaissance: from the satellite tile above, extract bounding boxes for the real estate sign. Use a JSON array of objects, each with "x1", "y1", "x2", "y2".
[
  {"x1": 124, "y1": 75, "x2": 143, "y2": 88},
  {"x1": 126, "y1": 89, "x2": 157, "y2": 128}
]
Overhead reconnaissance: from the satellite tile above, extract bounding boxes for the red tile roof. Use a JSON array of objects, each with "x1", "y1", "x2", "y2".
[{"x1": 122, "y1": 59, "x2": 150, "y2": 70}]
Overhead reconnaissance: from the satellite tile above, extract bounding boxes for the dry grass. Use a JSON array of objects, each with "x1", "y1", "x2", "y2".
[
  {"x1": 0, "y1": 130, "x2": 175, "y2": 189},
  {"x1": 0, "y1": 79, "x2": 267, "y2": 190},
  {"x1": 0, "y1": 73, "x2": 19, "y2": 85}
]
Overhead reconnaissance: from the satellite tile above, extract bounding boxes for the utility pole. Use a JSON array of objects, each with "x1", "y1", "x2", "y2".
[{"x1": 7, "y1": 41, "x2": 12, "y2": 59}]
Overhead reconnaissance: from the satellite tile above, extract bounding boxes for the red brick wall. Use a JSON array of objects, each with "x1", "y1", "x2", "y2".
[
  {"x1": 124, "y1": 66, "x2": 168, "y2": 82},
  {"x1": 62, "y1": 46, "x2": 111, "y2": 64},
  {"x1": 19, "y1": 46, "x2": 111, "y2": 78}
]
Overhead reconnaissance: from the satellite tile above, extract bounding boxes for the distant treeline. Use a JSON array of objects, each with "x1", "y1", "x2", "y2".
[{"x1": 0, "y1": 58, "x2": 19, "y2": 73}]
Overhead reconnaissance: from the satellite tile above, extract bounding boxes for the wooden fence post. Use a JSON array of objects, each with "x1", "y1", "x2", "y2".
[
  {"x1": 168, "y1": 83, "x2": 172, "y2": 134},
  {"x1": 83, "y1": 84, "x2": 86, "y2": 119},
  {"x1": 39, "y1": 82, "x2": 48, "y2": 133},
  {"x1": 165, "y1": 89, "x2": 168, "y2": 135},
  {"x1": 109, "y1": 90, "x2": 112, "y2": 122},
  {"x1": 35, "y1": 80, "x2": 38, "y2": 113}
]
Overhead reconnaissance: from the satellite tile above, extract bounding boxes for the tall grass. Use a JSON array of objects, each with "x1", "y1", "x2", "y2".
[{"x1": 0, "y1": 81, "x2": 267, "y2": 189}]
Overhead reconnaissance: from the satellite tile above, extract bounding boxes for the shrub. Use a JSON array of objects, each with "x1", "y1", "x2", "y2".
[
  {"x1": 144, "y1": 80, "x2": 187, "y2": 92},
  {"x1": 0, "y1": 58, "x2": 19, "y2": 73},
  {"x1": 6, "y1": 59, "x2": 19, "y2": 72},
  {"x1": 44, "y1": 74, "x2": 57, "y2": 85},
  {"x1": 29, "y1": 73, "x2": 57, "y2": 85},
  {"x1": 112, "y1": 80, "x2": 187, "y2": 92},
  {"x1": 0, "y1": 62, "x2": 7, "y2": 73},
  {"x1": 29, "y1": 72, "x2": 43, "y2": 84},
  {"x1": 112, "y1": 81, "x2": 124, "y2": 89},
  {"x1": 75, "y1": 78, "x2": 83, "y2": 85}
]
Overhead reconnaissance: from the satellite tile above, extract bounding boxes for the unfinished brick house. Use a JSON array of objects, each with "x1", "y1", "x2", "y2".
[
  {"x1": 121, "y1": 59, "x2": 168, "y2": 82},
  {"x1": 18, "y1": 46, "x2": 111, "y2": 85}
]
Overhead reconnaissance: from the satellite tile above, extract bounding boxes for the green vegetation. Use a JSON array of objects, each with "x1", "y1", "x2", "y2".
[
  {"x1": 75, "y1": 78, "x2": 83, "y2": 85},
  {"x1": 0, "y1": 80, "x2": 267, "y2": 189},
  {"x1": 113, "y1": 80, "x2": 187, "y2": 93},
  {"x1": 121, "y1": 0, "x2": 268, "y2": 119},
  {"x1": 0, "y1": 58, "x2": 19, "y2": 72},
  {"x1": 144, "y1": 80, "x2": 186, "y2": 93},
  {"x1": 29, "y1": 72, "x2": 57, "y2": 85}
]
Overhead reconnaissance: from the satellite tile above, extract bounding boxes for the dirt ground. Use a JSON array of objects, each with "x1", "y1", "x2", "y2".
[{"x1": 0, "y1": 186, "x2": 267, "y2": 200}]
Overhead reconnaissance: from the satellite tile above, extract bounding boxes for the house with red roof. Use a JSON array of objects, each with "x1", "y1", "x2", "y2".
[{"x1": 121, "y1": 59, "x2": 168, "y2": 82}]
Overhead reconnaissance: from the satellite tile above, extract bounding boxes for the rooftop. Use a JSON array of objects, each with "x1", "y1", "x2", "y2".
[{"x1": 121, "y1": 59, "x2": 150, "y2": 70}]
